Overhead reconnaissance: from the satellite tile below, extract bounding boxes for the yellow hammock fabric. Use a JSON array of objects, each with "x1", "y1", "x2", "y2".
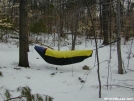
[
  {"x1": 45, "y1": 48, "x2": 93, "y2": 58},
  {"x1": 34, "y1": 46, "x2": 93, "y2": 65}
]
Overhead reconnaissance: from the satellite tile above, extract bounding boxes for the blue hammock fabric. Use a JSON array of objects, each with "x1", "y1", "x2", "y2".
[{"x1": 34, "y1": 46, "x2": 93, "y2": 65}]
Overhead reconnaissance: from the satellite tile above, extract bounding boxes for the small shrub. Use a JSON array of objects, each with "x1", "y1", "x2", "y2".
[
  {"x1": 3, "y1": 86, "x2": 53, "y2": 101},
  {"x1": 4, "y1": 90, "x2": 11, "y2": 99}
]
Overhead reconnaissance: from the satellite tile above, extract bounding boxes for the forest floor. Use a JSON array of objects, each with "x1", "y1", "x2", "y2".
[{"x1": 0, "y1": 36, "x2": 134, "y2": 101}]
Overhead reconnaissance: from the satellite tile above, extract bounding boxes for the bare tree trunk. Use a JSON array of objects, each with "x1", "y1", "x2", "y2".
[
  {"x1": 99, "y1": 1, "x2": 103, "y2": 43},
  {"x1": 101, "y1": 0, "x2": 110, "y2": 45},
  {"x1": 72, "y1": 32, "x2": 77, "y2": 50},
  {"x1": 124, "y1": 0, "x2": 132, "y2": 45},
  {"x1": 71, "y1": 19, "x2": 77, "y2": 50},
  {"x1": 86, "y1": 0, "x2": 101, "y2": 98},
  {"x1": 109, "y1": 0, "x2": 112, "y2": 59},
  {"x1": 72, "y1": 11, "x2": 78, "y2": 50},
  {"x1": 117, "y1": 0, "x2": 123, "y2": 74},
  {"x1": 19, "y1": 0, "x2": 29, "y2": 67},
  {"x1": 59, "y1": 0, "x2": 64, "y2": 37},
  {"x1": 71, "y1": 17, "x2": 75, "y2": 50}
]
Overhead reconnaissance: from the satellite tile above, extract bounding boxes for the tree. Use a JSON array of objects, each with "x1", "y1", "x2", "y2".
[
  {"x1": 101, "y1": 0, "x2": 110, "y2": 45},
  {"x1": 18, "y1": 0, "x2": 29, "y2": 67},
  {"x1": 117, "y1": 0, "x2": 123, "y2": 74},
  {"x1": 85, "y1": 0, "x2": 101, "y2": 98}
]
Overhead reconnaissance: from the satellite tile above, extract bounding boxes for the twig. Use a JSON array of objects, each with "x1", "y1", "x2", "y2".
[
  {"x1": 109, "y1": 65, "x2": 113, "y2": 90},
  {"x1": 115, "y1": 79, "x2": 134, "y2": 81},
  {"x1": 80, "y1": 60, "x2": 107, "y2": 91},
  {"x1": 107, "y1": 58, "x2": 111, "y2": 90},
  {"x1": 79, "y1": 73, "x2": 89, "y2": 91},
  {"x1": 122, "y1": 60, "x2": 127, "y2": 73},
  {"x1": 29, "y1": 38, "x2": 54, "y2": 49},
  {"x1": 5, "y1": 96, "x2": 26, "y2": 101},
  {"x1": 0, "y1": 93, "x2": 5, "y2": 101},
  {"x1": 103, "y1": 84, "x2": 134, "y2": 91},
  {"x1": 127, "y1": 69, "x2": 134, "y2": 72},
  {"x1": 72, "y1": 64, "x2": 74, "y2": 77},
  {"x1": 5, "y1": 94, "x2": 53, "y2": 101},
  {"x1": 80, "y1": 61, "x2": 116, "y2": 91},
  {"x1": 81, "y1": 60, "x2": 108, "y2": 80},
  {"x1": 127, "y1": 38, "x2": 134, "y2": 69}
]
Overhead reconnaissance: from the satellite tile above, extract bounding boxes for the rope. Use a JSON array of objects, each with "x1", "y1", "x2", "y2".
[{"x1": 93, "y1": 38, "x2": 121, "y2": 51}]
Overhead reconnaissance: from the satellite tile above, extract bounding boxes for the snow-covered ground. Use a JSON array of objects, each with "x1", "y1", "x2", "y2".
[{"x1": 0, "y1": 37, "x2": 134, "y2": 101}]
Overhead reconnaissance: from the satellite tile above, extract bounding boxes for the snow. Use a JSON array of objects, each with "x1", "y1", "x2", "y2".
[{"x1": 0, "y1": 37, "x2": 134, "y2": 101}]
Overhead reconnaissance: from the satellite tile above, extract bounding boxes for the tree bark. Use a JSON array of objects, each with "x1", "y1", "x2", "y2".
[
  {"x1": 102, "y1": 0, "x2": 110, "y2": 45},
  {"x1": 19, "y1": 0, "x2": 29, "y2": 67},
  {"x1": 117, "y1": 0, "x2": 123, "y2": 74}
]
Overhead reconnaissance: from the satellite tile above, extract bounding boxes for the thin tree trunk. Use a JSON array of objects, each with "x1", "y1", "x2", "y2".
[
  {"x1": 86, "y1": 0, "x2": 101, "y2": 98},
  {"x1": 71, "y1": 18, "x2": 77, "y2": 50},
  {"x1": 117, "y1": 0, "x2": 123, "y2": 74},
  {"x1": 99, "y1": 1, "x2": 103, "y2": 43}
]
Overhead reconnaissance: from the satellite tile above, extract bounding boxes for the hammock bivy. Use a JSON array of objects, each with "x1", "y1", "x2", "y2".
[
  {"x1": 34, "y1": 46, "x2": 93, "y2": 65},
  {"x1": 34, "y1": 38, "x2": 120, "y2": 65}
]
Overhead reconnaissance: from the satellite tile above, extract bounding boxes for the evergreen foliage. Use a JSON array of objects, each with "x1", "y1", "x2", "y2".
[
  {"x1": 30, "y1": 18, "x2": 47, "y2": 34},
  {"x1": 0, "y1": 14, "x2": 12, "y2": 30},
  {"x1": 3, "y1": 86, "x2": 53, "y2": 101},
  {"x1": 4, "y1": 90, "x2": 11, "y2": 100}
]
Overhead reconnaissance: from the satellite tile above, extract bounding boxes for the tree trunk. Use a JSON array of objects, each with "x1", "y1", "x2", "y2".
[
  {"x1": 19, "y1": 0, "x2": 29, "y2": 67},
  {"x1": 59, "y1": 0, "x2": 64, "y2": 37},
  {"x1": 72, "y1": 31, "x2": 77, "y2": 50},
  {"x1": 117, "y1": 0, "x2": 123, "y2": 74},
  {"x1": 99, "y1": 1, "x2": 103, "y2": 42},
  {"x1": 71, "y1": 18, "x2": 75, "y2": 50},
  {"x1": 102, "y1": 0, "x2": 109, "y2": 45},
  {"x1": 86, "y1": 0, "x2": 101, "y2": 98}
]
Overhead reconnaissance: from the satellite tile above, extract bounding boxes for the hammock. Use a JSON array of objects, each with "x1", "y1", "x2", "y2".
[{"x1": 34, "y1": 46, "x2": 93, "y2": 65}]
